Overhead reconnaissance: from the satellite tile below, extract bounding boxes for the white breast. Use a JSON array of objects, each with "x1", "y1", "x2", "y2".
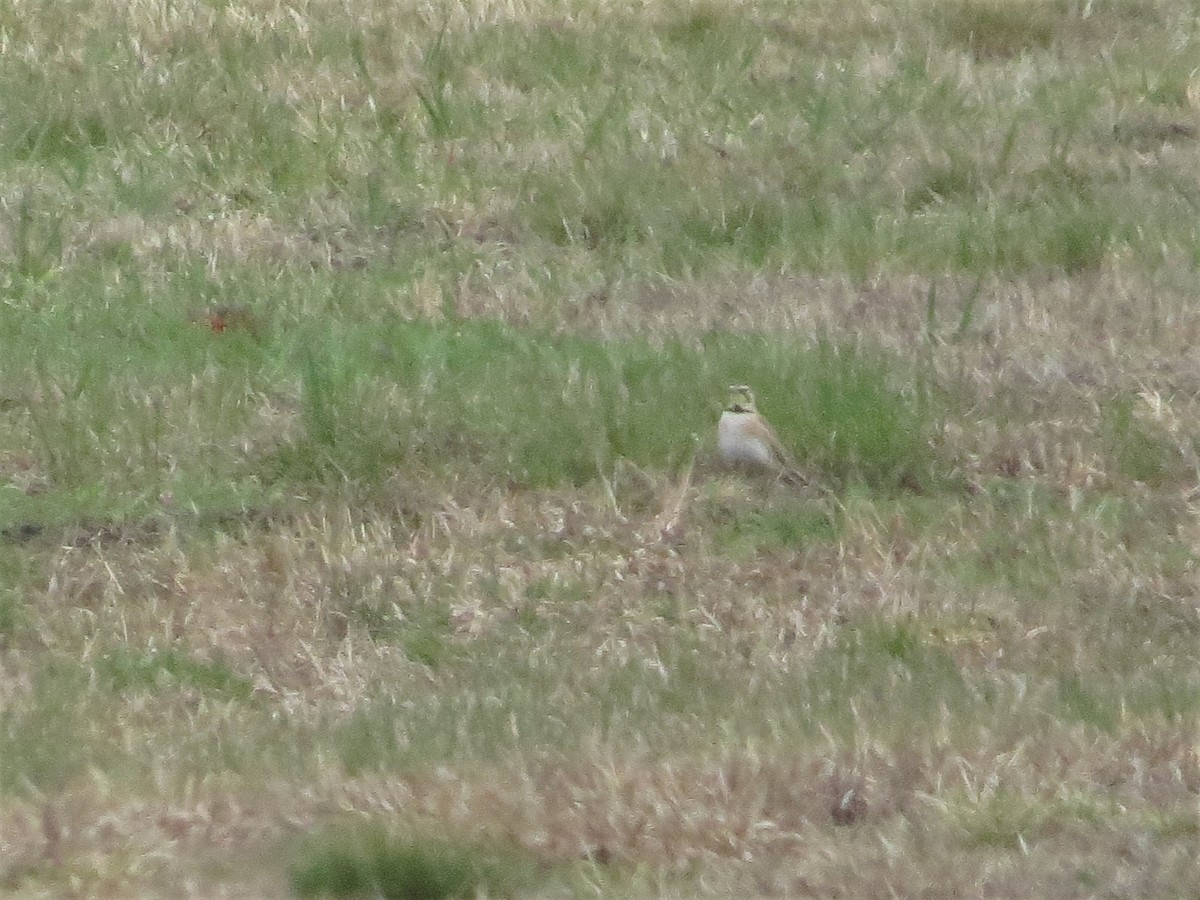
[{"x1": 718, "y1": 411, "x2": 774, "y2": 466}]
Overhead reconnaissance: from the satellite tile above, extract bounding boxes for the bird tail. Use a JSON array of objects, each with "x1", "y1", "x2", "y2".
[
  {"x1": 779, "y1": 466, "x2": 834, "y2": 496},
  {"x1": 779, "y1": 467, "x2": 810, "y2": 489}
]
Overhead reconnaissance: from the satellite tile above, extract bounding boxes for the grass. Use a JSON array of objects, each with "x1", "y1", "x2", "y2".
[
  {"x1": 288, "y1": 828, "x2": 539, "y2": 899},
  {"x1": 2, "y1": 0, "x2": 1200, "y2": 896},
  {"x1": 4, "y1": 310, "x2": 944, "y2": 513},
  {"x1": 96, "y1": 647, "x2": 254, "y2": 698}
]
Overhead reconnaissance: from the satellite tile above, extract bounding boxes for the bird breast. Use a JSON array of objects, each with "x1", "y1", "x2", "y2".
[{"x1": 718, "y1": 411, "x2": 775, "y2": 466}]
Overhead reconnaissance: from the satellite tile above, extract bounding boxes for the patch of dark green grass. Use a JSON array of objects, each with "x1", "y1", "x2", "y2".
[
  {"x1": 335, "y1": 709, "x2": 405, "y2": 778},
  {"x1": 4, "y1": 191, "x2": 65, "y2": 280},
  {"x1": 415, "y1": 27, "x2": 461, "y2": 141},
  {"x1": 330, "y1": 578, "x2": 405, "y2": 643},
  {"x1": 1102, "y1": 394, "x2": 1186, "y2": 486},
  {"x1": 953, "y1": 791, "x2": 1108, "y2": 850},
  {"x1": 289, "y1": 827, "x2": 540, "y2": 899},
  {"x1": 0, "y1": 659, "x2": 95, "y2": 795},
  {"x1": 492, "y1": 23, "x2": 605, "y2": 93},
  {"x1": 714, "y1": 498, "x2": 838, "y2": 555},
  {"x1": 1134, "y1": 669, "x2": 1200, "y2": 721},
  {"x1": 679, "y1": 195, "x2": 789, "y2": 267},
  {"x1": 523, "y1": 162, "x2": 652, "y2": 251},
  {"x1": 400, "y1": 626, "x2": 454, "y2": 669},
  {"x1": 0, "y1": 550, "x2": 36, "y2": 646},
  {"x1": 260, "y1": 333, "x2": 415, "y2": 484},
  {"x1": 1037, "y1": 202, "x2": 1117, "y2": 275},
  {"x1": 661, "y1": 3, "x2": 730, "y2": 47},
  {"x1": 1042, "y1": 644, "x2": 1200, "y2": 727},
  {"x1": 0, "y1": 475, "x2": 278, "y2": 550},
  {"x1": 11, "y1": 110, "x2": 110, "y2": 163},
  {"x1": 907, "y1": 159, "x2": 985, "y2": 211},
  {"x1": 0, "y1": 589, "x2": 20, "y2": 647},
  {"x1": 1056, "y1": 672, "x2": 1117, "y2": 731},
  {"x1": 948, "y1": 484, "x2": 1078, "y2": 597},
  {"x1": 934, "y1": 1, "x2": 1062, "y2": 60},
  {"x1": 930, "y1": 196, "x2": 1119, "y2": 274},
  {"x1": 96, "y1": 647, "x2": 254, "y2": 699},
  {"x1": 796, "y1": 340, "x2": 941, "y2": 488},
  {"x1": 802, "y1": 617, "x2": 970, "y2": 732},
  {"x1": 329, "y1": 628, "x2": 778, "y2": 771}
]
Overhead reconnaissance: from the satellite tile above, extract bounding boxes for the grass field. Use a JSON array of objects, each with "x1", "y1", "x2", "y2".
[{"x1": 2, "y1": 0, "x2": 1200, "y2": 896}]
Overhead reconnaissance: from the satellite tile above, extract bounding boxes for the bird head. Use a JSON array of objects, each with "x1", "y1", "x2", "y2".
[{"x1": 727, "y1": 384, "x2": 757, "y2": 413}]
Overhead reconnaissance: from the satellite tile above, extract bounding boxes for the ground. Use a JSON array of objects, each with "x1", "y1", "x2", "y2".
[{"x1": 1, "y1": 0, "x2": 1199, "y2": 896}]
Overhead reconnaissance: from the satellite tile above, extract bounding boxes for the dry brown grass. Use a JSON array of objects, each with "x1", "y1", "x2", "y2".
[
  {"x1": 5, "y1": 444, "x2": 1199, "y2": 894},
  {"x1": 4, "y1": 0, "x2": 1200, "y2": 895}
]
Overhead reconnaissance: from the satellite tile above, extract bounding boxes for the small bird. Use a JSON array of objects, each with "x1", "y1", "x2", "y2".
[{"x1": 718, "y1": 384, "x2": 811, "y2": 488}]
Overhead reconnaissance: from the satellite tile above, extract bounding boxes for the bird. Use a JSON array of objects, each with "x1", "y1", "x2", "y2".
[{"x1": 718, "y1": 384, "x2": 812, "y2": 488}]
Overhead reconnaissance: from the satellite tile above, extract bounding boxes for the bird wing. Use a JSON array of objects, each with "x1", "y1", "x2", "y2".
[
  {"x1": 750, "y1": 415, "x2": 816, "y2": 488},
  {"x1": 748, "y1": 415, "x2": 797, "y2": 469}
]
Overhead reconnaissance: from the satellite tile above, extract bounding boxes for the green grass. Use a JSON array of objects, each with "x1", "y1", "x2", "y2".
[
  {"x1": 3, "y1": 0, "x2": 1200, "y2": 896},
  {"x1": 802, "y1": 617, "x2": 971, "y2": 733},
  {"x1": 96, "y1": 647, "x2": 254, "y2": 698},
  {"x1": 288, "y1": 828, "x2": 541, "y2": 899},
  {"x1": 3, "y1": 310, "x2": 945, "y2": 522},
  {"x1": 1, "y1": 0, "x2": 1196, "y2": 285},
  {"x1": 0, "y1": 659, "x2": 96, "y2": 795},
  {"x1": 1102, "y1": 394, "x2": 1188, "y2": 486},
  {"x1": 950, "y1": 790, "x2": 1111, "y2": 850},
  {"x1": 714, "y1": 497, "x2": 839, "y2": 555}
]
